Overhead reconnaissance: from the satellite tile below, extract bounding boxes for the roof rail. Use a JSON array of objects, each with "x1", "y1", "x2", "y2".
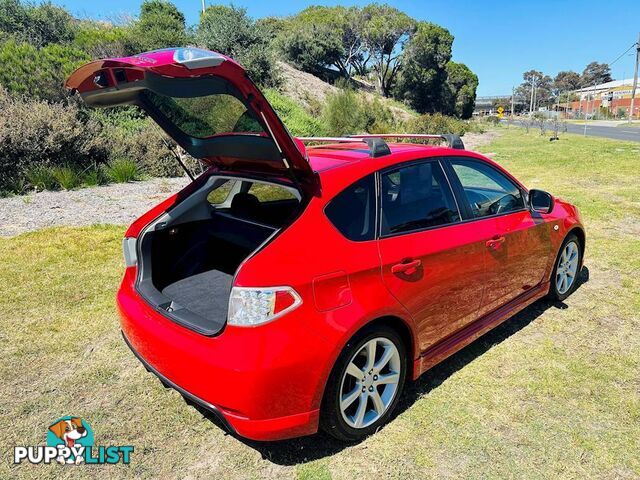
[
  {"x1": 349, "y1": 133, "x2": 465, "y2": 150},
  {"x1": 297, "y1": 133, "x2": 465, "y2": 158},
  {"x1": 297, "y1": 137, "x2": 391, "y2": 158}
]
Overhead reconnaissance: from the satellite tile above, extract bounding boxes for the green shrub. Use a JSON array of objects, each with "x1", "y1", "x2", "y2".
[
  {"x1": 465, "y1": 120, "x2": 486, "y2": 133},
  {"x1": 196, "y1": 5, "x2": 278, "y2": 87},
  {"x1": 52, "y1": 166, "x2": 80, "y2": 190},
  {"x1": 104, "y1": 158, "x2": 140, "y2": 183},
  {"x1": 264, "y1": 89, "x2": 328, "y2": 137},
  {"x1": 0, "y1": 89, "x2": 109, "y2": 192},
  {"x1": 24, "y1": 165, "x2": 56, "y2": 191},
  {"x1": 73, "y1": 20, "x2": 131, "y2": 58},
  {"x1": 403, "y1": 112, "x2": 468, "y2": 136},
  {"x1": 322, "y1": 88, "x2": 366, "y2": 136},
  {"x1": 361, "y1": 96, "x2": 396, "y2": 133},
  {"x1": 82, "y1": 169, "x2": 106, "y2": 187},
  {"x1": 0, "y1": 39, "x2": 90, "y2": 101},
  {"x1": 0, "y1": 0, "x2": 76, "y2": 47}
]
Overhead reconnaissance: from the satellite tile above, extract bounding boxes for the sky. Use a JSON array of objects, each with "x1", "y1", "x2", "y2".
[{"x1": 51, "y1": 0, "x2": 640, "y2": 96}]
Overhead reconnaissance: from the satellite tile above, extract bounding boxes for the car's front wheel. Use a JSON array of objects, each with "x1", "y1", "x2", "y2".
[
  {"x1": 320, "y1": 325, "x2": 406, "y2": 441},
  {"x1": 549, "y1": 233, "x2": 582, "y2": 301}
]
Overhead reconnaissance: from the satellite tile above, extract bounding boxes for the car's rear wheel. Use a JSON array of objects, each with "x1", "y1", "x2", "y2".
[
  {"x1": 549, "y1": 233, "x2": 582, "y2": 301},
  {"x1": 320, "y1": 325, "x2": 406, "y2": 441}
]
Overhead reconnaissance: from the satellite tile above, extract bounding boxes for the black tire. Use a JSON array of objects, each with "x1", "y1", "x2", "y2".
[
  {"x1": 320, "y1": 324, "x2": 407, "y2": 442},
  {"x1": 548, "y1": 233, "x2": 582, "y2": 302}
]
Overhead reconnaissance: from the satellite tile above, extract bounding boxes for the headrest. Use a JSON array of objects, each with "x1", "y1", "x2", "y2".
[{"x1": 230, "y1": 192, "x2": 260, "y2": 218}]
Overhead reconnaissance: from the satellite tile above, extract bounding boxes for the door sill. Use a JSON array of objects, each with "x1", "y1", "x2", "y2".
[{"x1": 414, "y1": 282, "x2": 549, "y2": 378}]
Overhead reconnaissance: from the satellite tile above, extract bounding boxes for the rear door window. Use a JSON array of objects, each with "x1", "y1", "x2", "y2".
[
  {"x1": 380, "y1": 161, "x2": 460, "y2": 235},
  {"x1": 325, "y1": 174, "x2": 376, "y2": 241}
]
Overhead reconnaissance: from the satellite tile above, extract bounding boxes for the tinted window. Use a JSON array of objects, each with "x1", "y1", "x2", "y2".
[
  {"x1": 326, "y1": 175, "x2": 376, "y2": 241},
  {"x1": 381, "y1": 162, "x2": 460, "y2": 235},
  {"x1": 450, "y1": 158, "x2": 524, "y2": 218},
  {"x1": 207, "y1": 179, "x2": 236, "y2": 204},
  {"x1": 248, "y1": 182, "x2": 297, "y2": 202},
  {"x1": 208, "y1": 180, "x2": 297, "y2": 206},
  {"x1": 143, "y1": 90, "x2": 264, "y2": 138}
]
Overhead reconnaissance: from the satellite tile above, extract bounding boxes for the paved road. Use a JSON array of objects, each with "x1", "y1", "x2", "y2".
[{"x1": 507, "y1": 120, "x2": 640, "y2": 142}]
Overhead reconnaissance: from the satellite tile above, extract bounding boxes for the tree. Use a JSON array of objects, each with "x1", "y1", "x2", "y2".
[
  {"x1": 361, "y1": 4, "x2": 416, "y2": 96},
  {"x1": 553, "y1": 70, "x2": 581, "y2": 93},
  {"x1": 277, "y1": 21, "x2": 344, "y2": 77},
  {"x1": 581, "y1": 61, "x2": 612, "y2": 86},
  {"x1": 393, "y1": 22, "x2": 453, "y2": 113},
  {"x1": 132, "y1": 0, "x2": 187, "y2": 52},
  {"x1": 0, "y1": 0, "x2": 75, "y2": 47},
  {"x1": 255, "y1": 16, "x2": 286, "y2": 41},
  {"x1": 517, "y1": 70, "x2": 553, "y2": 111},
  {"x1": 196, "y1": 5, "x2": 277, "y2": 87},
  {"x1": 277, "y1": 6, "x2": 368, "y2": 78},
  {"x1": 445, "y1": 61, "x2": 478, "y2": 119}
]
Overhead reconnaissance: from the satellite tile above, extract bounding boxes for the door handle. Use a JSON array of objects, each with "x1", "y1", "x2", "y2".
[
  {"x1": 486, "y1": 236, "x2": 506, "y2": 250},
  {"x1": 391, "y1": 259, "x2": 422, "y2": 274}
]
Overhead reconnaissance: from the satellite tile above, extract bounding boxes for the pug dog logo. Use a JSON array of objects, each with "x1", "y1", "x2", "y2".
[{"x1": 46, "y1": 417, "x2": 93, "y2": 464}]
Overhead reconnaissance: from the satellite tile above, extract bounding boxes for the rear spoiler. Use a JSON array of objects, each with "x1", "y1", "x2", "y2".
[{"x1": 297, "y1": 133, "x2": 465, "y2": 158}]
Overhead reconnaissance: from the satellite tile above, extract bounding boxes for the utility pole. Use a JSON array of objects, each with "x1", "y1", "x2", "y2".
[
  {"x1": 201, "y1": 0, "x2": 206, "y2": 14},
  {"x1": 584, "y1": 83, "x2": 596, "y2": 136},
  {"x1": 628, "y1": 32, "x2": 639, "y2": 123},
  {"x1": 529, "y1": 76, "x2": 536, "y2": 114},
  {"x1": 511, "y1": 86, "x2": 515, "y2": 119}
]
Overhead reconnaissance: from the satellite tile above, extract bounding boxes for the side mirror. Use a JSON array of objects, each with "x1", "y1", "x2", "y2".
[{"x1": 529, "y1": 189, "x2": 554, "y2": 214}]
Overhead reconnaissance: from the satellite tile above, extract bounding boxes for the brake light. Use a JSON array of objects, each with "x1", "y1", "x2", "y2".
[
  {"x1": 227, "y1": 286, "x2": 302, "y2": 327},
  {"x1": 172, "y1": 48, "x2": 225, "y2": 70}
]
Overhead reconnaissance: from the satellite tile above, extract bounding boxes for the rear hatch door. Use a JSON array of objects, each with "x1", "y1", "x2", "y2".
[{"x1": 65, "y1": 48, "x2": 318, "y2": 196}]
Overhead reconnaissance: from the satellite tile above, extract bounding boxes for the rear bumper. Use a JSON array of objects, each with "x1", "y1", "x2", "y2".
[
  {"x1": 121, "y1": 331, "x2": 236, "y2": 435},
  {"x1": 117, "y1": 267, "x2": 326, "y2": 441}
]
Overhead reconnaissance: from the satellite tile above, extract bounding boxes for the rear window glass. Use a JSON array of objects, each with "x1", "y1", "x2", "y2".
[
  {"x1": 207, "y1": 179, "x2": 235, "y2": 204},
  {"x1": 207, "y1": 180, "x2": 297, "y2": 205},
  {"x1": 143, "y1": 90, "x2": 264, "y2": 138},
  {"x1": 248, "y1": 183, "x2": 297, "y2": 202},
  {"x1": 325, "y1": 175, "x2": 376, "y2": 241}
]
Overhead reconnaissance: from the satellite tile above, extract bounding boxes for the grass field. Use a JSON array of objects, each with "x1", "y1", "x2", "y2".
[{"x1": 1, "y1": 128, "x2": 639, "y2": 479}]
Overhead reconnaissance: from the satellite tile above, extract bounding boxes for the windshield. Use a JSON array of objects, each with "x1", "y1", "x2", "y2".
[{"x1": 142, "y1": 90, "x2": 264, "y2": 139}]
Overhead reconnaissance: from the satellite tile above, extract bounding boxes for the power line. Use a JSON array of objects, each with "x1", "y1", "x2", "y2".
[{"x1": 608, "y1": 42, "x2": 637, "y2": 67}]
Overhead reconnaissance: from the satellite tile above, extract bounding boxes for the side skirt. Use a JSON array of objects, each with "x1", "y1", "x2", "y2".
[{"x1": 413, "y1": 282, "x2": 549, "y2": 379}]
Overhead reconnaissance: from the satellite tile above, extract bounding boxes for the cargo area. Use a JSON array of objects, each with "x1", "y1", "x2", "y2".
[{"x1": 136, "y1": 175, "x2": 302, "y2": 335}]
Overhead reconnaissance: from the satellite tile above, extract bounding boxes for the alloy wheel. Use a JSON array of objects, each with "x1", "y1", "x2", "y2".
[
  {"x1": 556, "y1": 240, "x2": 579, "y2": 295},
  {"x1": 339, "y1": 337, "x2": 401, "y2": 429}
]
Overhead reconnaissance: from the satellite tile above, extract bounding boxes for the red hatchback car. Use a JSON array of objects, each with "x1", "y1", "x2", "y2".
[{"x1": 67, "y1": 48, "x2": 585, "y2": 442}]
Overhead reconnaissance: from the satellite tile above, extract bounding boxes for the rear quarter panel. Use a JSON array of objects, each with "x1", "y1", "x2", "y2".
[{"x1": 234, "y1": 190, "x2": 417, "y2": 408}]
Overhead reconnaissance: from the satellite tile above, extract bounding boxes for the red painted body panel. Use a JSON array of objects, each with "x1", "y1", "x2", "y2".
[{"x1": 115, "y1": 139, "x2": 584, "y2": 441}]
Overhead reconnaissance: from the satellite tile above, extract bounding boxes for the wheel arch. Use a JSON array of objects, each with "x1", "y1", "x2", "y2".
[
  {"x1": 364, "y1": 315, "x2": 416, "y2": 381},
  {"x1": 316, "y1": 313, "x2": 417, "y2": 412},
  {"x1": 566, "y1": 226, "x2": 586, "y2": 268}
]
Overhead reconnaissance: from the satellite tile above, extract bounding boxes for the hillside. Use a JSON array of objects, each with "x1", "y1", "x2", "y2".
[{"x1": 277, "y1": 61, "x2": 416, "y2": 123}]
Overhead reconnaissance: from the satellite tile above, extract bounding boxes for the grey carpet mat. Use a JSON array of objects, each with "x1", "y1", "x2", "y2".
[{"x1": 162, "y1": 269, "x2": 233, "y2": 320}]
